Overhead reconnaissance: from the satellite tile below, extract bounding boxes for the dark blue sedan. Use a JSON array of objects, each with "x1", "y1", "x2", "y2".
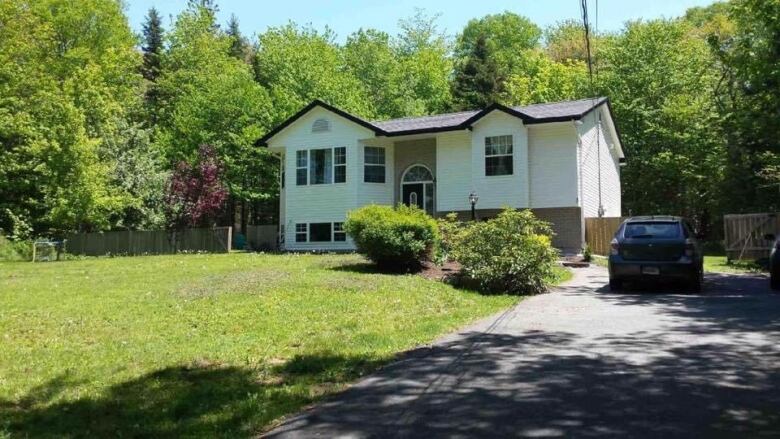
[{"x1": 608, "y1": 216, "x2": 704, "y2": 292}]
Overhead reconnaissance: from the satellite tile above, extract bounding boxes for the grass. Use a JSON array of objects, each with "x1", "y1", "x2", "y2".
[
  {"x1": 0, "y1": 253, "x2": 539, "y2": 437},
  {"x1": 550, "y1": 265, "x2": 574, "y2": 284},
  {"x1": 590, "y1": 254, "x2": 763, "y2": 274},
  {"x1": 703, "y1": 255, "x2": 765, "y2": 274}
]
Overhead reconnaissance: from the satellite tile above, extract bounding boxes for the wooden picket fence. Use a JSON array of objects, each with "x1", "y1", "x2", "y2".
[
  {"x1": 66, "y1": 227, "x2": 232, "y2": 256},
  {"x1": 723, "y1": 212, "x2": 779, "y2": 261},
  {"x1": 584, "y1": 217, "x2": 627, "y2": 256}
]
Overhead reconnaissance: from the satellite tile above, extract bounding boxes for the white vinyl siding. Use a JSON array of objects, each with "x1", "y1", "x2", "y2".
[
  {"x1": 578, "y1": 108, "x2": 622, "y2": 217},
  {"x1": 268, "y1": 106, "x2": 371, "y2": 251},
  {"x1": 528, "y1": 123, "x2": 579, "y2": 208},
  {"x1": 469, "y1": 111, "x2": 529, "y2": 209},
  {"x1": 435, "y1": 131, "x2": 472, "y2": 212}
]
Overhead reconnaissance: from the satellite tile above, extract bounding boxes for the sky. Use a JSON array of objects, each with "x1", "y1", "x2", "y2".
[{"x1": 125, "y1": 0, "x2": 717, "y2": 41}]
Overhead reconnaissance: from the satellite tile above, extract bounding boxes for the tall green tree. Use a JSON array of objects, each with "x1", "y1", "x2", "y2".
[
  {"x1": 226, "y1": 14, "x2": 253, "y2": 63},
  {"x1": 254, "y1": 23, "x2": 372, "y2": 124},
  {"x1": 706, "y1": 0, "x2": 780, "y2": 213},
  {"x1": 451, "y1": 34, "x2": 502, "y2": 109},
  {"x1": 0, "y1": 0, "x2": 152, "y2": 236},
  {"x1": 157, "y1": 1, "x2": 276, "y2": 228},
  {"x1": 455, "y1": 12, "x2": 542, "y2": 77},
  {"x1": 544, "y1": 19, "x2": 591, "y2": 62},
  {"x1": 142, "y1": 7, "x2": 164, "y2": 83},
  {"x1": 141, "y1": 7, "x2": 164, "y2": 124},
  {"x1": 394, "y1": 9, "x2": 453, "y2": 114},
  {"x1": 598, "y1": 19, "x2": 725, "y2": 231},
  {"x1": 503, "y1": 52, "x2": 588, "y2": 106},
  {"x1": 344, "y1": 29, "x2": 409, "y2": 119}
]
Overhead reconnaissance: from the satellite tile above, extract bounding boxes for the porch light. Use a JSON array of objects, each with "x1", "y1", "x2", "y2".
[{"x1": 469, "y1": 192, "x2": 479, "y2": 221}]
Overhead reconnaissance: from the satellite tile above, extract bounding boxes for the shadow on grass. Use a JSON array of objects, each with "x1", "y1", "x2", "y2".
[
  {"x1": 0, "y1": 353, "x2": 389, "y2": 438},
  {"x1": 327, "y1": 262, "x2": 383, "y2": 274}
]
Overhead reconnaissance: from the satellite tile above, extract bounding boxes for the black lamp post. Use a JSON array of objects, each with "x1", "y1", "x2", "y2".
[{"x1": 468, "y1": 191, "x2": 479, "y2": 221}]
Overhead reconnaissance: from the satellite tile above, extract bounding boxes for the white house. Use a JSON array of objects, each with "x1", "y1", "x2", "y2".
[{"x1": 257, "y1": 97, "x2": 625, "y2": 253}]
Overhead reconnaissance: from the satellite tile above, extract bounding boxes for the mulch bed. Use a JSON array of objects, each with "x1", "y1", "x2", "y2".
[{"x1": 420, "y1": 260, "x2": 462, "y2": 282}]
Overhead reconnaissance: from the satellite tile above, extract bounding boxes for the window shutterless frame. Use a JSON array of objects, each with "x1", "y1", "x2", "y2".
[
  {"x1": 295, "y1": 223, "x2": 307, "y2": 242},
  {"x1": 364, "y1": 146, "x2": 386, "y2": 183},
  {"x1": 484, "y1": 135, "x2": 513, "y2": 176},
  {"x1": 296, "y1": 147, "x2": 346, "y2": 186},
  {"x1": 296, "y1": 150, "x2": 308, "y2": 185},
  {"x1": 293, "y1": 222, "x2": 347, "y2": 243}
]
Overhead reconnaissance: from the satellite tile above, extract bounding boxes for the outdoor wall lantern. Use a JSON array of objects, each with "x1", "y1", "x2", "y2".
[{"x1": 468, "y1": 191, "x2": 479, "y2": 221}]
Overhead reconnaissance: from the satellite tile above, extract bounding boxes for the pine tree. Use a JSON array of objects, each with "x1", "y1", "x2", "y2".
[
  {"x1": 141, "y1": 7, "x2": 164, "y2": 123},
  {"x1": 451, "y1": 34, "x2": 502, "y2": 110},
  {"x1": 141, "y1": 7, "x2": 163, "y2": 82},
  {"x1": 226, "y1": 14, "x2": 252, "y2": 63}
]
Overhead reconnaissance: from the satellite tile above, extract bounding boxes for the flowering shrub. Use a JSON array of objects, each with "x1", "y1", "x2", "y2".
[{"x1": 164, "y1": 144, "x2": 228, "y2": 229}]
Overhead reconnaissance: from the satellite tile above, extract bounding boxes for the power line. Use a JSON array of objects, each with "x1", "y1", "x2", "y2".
[{"x1": 581, "y1": 0, "x2": 605, "y2": 217}]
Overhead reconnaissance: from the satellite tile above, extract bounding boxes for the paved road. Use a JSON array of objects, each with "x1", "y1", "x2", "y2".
[{"x1": 266, "y1": 266, "x2": 780, "y2": 438}]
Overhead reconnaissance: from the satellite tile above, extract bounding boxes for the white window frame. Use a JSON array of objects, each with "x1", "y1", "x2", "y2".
[
  {"x1": 296, "y1": 150, "x2": 308, "y2": 185},
  {"x1": 295, "y1": 223, "x2": 307, "y2": 242},
  {"x1": 334, "y1": 147, "x2": 346, "y2": 184},
  {"x1": 484, "y1": 135, "x2": 514, "y2": 177},
  {"x1": 295, "y1": 147, "x2": 346, "y2": 186},
  {"x1": 333, "y1": 222, "x2": 346, "y2": 242},
  {"x1": 363, "y1": 146, "x2": 386, "y2": 183}
]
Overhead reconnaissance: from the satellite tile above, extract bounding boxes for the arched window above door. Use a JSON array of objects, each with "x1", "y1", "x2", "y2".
[{"x1": 402, "y1": 165, "x2": 433, "y2": 182}]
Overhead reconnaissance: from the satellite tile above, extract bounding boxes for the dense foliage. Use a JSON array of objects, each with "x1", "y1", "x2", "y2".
[
  {"x1": 451, "y1": 209, "x2": 559, "y2": 295},
  {"x1": 164, "y1": 145, "x2": 228, "y2": 230},
  {"x1": 344, "y1": 205, "x2": 439, "y2": 270},
  {"x1": 1, "y1": 0, "x2": 778, "y2": 240}
]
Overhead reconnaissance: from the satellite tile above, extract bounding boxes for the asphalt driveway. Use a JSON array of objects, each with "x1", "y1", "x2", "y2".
[{"x1": 266, "y1": 266, "x2": 780, "y2": 438}]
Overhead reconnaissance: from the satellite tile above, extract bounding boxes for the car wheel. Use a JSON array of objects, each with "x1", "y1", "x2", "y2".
[
  {"x1": 771, "y1": 271, "x2": 780, "y2": 291},
  {"x1": 609, "y1": 279, "x2": 622, "y2": 291},
  {"x1": 688, "y1": 269, "x2": 703, "y2": 294}
]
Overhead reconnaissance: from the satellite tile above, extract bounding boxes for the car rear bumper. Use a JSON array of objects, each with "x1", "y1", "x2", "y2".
[{"x1": 609, "y1": 257, "x2": 699, "y2": 281}]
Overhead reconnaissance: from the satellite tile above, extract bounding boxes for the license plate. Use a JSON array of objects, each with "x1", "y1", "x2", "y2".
[{"x1": 642, "y1": 266, "x2": 660, "y2": 275}]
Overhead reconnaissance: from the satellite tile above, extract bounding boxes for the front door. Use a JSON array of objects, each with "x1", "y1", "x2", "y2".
[{"x1": 402, "y1": 183, "x2": 424, "y2": 210}]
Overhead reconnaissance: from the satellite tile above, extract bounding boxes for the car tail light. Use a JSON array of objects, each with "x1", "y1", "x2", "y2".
[
  {"x1": 685, "y1": 238, "x2": 695, "y2": 257},
  {"x1": 610, "y1": 238, "x2": 619, "y2": 255}
]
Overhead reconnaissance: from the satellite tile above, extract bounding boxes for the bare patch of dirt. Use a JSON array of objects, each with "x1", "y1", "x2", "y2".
[{"x1": 419, "y1": 260, "x2": 462, "y2": 282}]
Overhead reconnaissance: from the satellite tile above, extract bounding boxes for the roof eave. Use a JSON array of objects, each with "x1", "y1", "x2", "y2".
[{"x1": 255, "y1": 100, "x2": 385, "y2": 147}]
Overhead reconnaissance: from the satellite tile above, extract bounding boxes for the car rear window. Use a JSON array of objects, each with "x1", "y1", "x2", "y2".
[{"x1": 624, "y1": 222, "x2": 680, "y2": 239}]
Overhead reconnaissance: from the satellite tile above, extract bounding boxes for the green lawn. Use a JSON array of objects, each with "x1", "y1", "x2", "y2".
[
  {"x1": 0, "y1": 253, "x2": 533, "y2": 437},
  {"x1": 591, "y1": 255, "x2": 763, "y2": 274},
  {"x1": 703, "y1": 255, "x2": 765, "y2": 274}
]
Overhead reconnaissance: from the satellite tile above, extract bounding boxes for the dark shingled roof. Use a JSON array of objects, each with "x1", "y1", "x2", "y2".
[
  {"x1": 256, "y1": 97, "x2": 612, "y2": 146},
  {"x1": 372, "y1": 97, "x2": 608, "y2": 134}
]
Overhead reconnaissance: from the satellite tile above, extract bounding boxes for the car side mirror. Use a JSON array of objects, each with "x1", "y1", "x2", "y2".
[{"x1": 764, "y1": 233, "x2": 776, "y2": 241}]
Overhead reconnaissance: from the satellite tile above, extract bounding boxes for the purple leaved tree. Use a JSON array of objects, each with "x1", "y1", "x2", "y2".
[{"x1": 165, "y1": 144, "x2": 228, "y2": 231}]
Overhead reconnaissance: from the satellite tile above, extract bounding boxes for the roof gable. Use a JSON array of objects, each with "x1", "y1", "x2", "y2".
[
  {"x1": 256, "y1": 100, "x2": 382, "y2": 146},
  {"x1": 257, "y1": 97, "x2": 616, "y2": 146}
]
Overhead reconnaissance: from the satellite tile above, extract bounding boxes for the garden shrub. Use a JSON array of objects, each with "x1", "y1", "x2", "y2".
[
  {"x1": 344, "y1": 204, "x2": 439, "y2": 270},
  {"x1": 451, "y1": 208, "x2": 559, "y2": 294},
  {"x1": 436, "y1": 212, "x2": 465, "y2": 263},
  {"x1": 582, "y1": 244, "x2": 592, "y2": 262},
  {"x1": 0, "y1": 235, "x2": 31, "y2": 261}
]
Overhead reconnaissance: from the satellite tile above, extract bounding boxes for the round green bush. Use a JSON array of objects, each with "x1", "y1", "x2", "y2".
[
  {"x1": 344, "y1": 204, "x2": 439, "y2": 270},
  {"x1": 451, "y1": 208, "x2": 559, "y2": 294}
]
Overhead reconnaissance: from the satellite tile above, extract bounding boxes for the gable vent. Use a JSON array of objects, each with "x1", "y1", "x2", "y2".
[{"x1": 312, "y1": 118, "x2": 331, "y2": 133}]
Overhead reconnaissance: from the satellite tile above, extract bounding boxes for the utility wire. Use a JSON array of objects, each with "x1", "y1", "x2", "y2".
[{"x1": 581, "y1": 0, "x2": 605, "y2": 217}]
